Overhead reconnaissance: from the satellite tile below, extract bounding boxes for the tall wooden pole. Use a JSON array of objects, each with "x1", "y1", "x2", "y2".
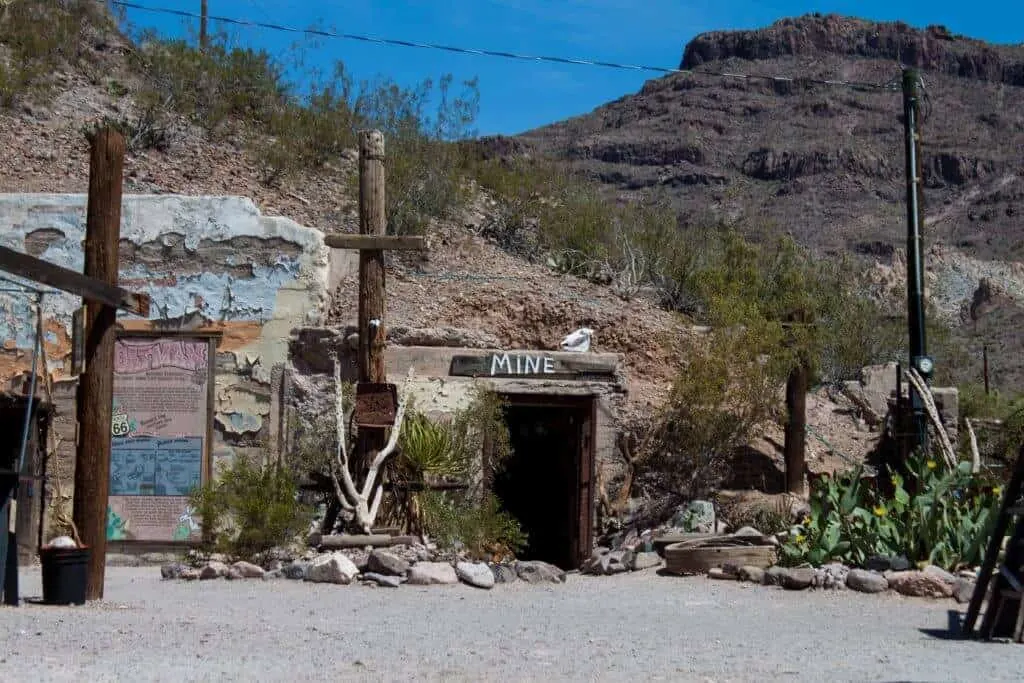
[
  {"x1": 199, "y1": 0, "x2": 209, "y2": 51},
  {"x1": 72, "y1": 126, "x2": 125, "y2": 601},
  {"x1": 355, "y1": 129, "x2": 388, "y2": 492}
]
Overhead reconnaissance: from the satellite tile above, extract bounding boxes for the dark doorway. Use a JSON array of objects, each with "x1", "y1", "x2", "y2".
[{"x1": 493, "y1": 395, "x2": 595, "y2": 570}]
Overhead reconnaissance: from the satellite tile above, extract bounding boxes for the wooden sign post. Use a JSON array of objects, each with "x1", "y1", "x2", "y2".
[{"x1": 322, "y1": 129, "x2": 425, "y2": 528}]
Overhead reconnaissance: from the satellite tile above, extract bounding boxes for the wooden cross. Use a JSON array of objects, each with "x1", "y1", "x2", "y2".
[{"x1": 323, "y1": 129, "x2": 426, "y2": 478}]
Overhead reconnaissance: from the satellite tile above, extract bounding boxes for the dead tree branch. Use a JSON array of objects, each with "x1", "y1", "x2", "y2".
[{"x1": 904, "y1": 367, "x2": 957, "y2": 470}]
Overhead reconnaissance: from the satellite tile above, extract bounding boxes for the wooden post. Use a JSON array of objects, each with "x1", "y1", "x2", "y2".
[
  {"x1": 72, "y1": 126, "x2": 125, "y2": 601},
  {"x1": 199, "y1": 0, "x2": 209, "y2": 51},
  {"x1": 355, "y1": 129, "x2": 388, "y2": 489},
  {"x1": 784, "y1": 360, "x2": 809, "y2": 495}
]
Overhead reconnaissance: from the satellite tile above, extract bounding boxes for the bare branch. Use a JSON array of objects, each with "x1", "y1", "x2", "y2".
[
  {"x1": 904, "y1": 368, "x2": 958, "y2": 470},
  {"x1": 965, "y1": 417, "x2": 981, "y2": 474}
]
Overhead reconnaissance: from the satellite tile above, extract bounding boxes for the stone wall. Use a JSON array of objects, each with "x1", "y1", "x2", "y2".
[{"x1": 0, "y1": 194, "x2": 331, "y2": 519}]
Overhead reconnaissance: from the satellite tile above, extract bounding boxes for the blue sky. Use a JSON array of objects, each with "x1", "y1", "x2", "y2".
[{"x1": 119, "y1": 1, "x2": 1021, "y2": 136}]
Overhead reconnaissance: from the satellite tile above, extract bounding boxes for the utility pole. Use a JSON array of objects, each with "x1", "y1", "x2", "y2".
[
  {"x1": 901, "y1": 68, "x2": 931, "y2": 456},
  {"x1": 72, "y1": 126, "x2": 125, "y2": 601},
  {"x1": 199, "y1": 0, "x2": 209, "y2": 51}
]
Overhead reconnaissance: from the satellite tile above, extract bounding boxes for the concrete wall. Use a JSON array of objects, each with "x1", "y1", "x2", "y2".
[{"x1": 0, "y1": 194, "x2": 331, "y2": 505}]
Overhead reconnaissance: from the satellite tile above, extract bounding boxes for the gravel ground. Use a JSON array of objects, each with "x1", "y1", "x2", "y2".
[{"x1": 3, "y1": 567, "x2": 1024, "y2": 682}]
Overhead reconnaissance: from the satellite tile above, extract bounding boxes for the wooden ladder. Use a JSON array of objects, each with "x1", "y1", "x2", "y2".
[{"x1": 963, "y1": 445, "x2": 1024, "y2": 641}]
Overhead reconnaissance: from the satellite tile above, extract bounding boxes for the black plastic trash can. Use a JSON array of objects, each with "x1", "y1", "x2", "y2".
[{"x1": 40, "y1": 545, "x2": 90, "y2": 605}]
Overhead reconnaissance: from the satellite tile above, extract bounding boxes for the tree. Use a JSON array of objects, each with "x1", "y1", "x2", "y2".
[{"x1": 691, "y1": 231, "x2": 902, "y2": 494}]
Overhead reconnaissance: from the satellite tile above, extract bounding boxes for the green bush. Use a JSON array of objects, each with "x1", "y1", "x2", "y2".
[
  {"x1": 189, "y1": 456, "x2": 314, "y2": 562},
  {"x1": 417, "y1": 490, "x2": 527, "y2": 561},
  {"x1": 780, "y1": 452, "x2": 1001, "y2": 570}
]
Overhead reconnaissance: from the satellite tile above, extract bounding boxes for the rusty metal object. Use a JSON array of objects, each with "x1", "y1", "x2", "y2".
[{"x1": 353, "y1": 382, "x2": 398, "y2": 428}]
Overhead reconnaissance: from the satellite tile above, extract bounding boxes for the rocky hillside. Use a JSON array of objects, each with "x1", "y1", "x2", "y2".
[{"x1": 513, "y1": 14, "x2": 1024, "y2": 391}]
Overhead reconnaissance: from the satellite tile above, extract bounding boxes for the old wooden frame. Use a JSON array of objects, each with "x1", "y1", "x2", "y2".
[{"x1": 0, "y1": 245, "x2": 150, "y2": 316}]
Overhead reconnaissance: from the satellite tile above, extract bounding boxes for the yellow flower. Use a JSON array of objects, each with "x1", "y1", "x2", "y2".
[
  {"x1": 795, "y1": 534, "x2": 806, "y2": 544},
  {"x1": 926, "y1": 460, "x2": 937, "y2": 470},
  {"x1": 993, "y1": 486, "x2": 1002, "y2": 497},
  {"x1": 873, "y1": 506, "x2": 887, "y2": 517}
]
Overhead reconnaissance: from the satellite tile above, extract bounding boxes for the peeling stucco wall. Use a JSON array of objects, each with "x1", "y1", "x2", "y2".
[{"x1": 0, "y1": 193, "x2": 331, "y2": 483}]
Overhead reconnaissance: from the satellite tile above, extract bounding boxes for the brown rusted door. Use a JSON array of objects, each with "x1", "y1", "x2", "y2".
[{"x1": 574, "y1": 398, "x2": 596, "y2": 568}]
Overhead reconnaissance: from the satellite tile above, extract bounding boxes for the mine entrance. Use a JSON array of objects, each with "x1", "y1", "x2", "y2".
[{"x1": 493, "y1": 394, "x2": 595, "y2": 570}]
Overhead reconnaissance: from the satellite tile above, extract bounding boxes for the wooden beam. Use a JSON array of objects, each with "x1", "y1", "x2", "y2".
[
  {"x1": 72, "y1": 126, "x2": 125, "y2": 601},
  {"x1": 0, "y1": 245, "x2": 150, "y2": 316},
  {"x1": 324, "y1": 234, "x2": 426, "y2": 251}
]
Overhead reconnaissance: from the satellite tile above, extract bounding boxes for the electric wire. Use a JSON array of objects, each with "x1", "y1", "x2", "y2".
[{"x1": 109, "y1": 1, "x2": 901, "y2": 92}]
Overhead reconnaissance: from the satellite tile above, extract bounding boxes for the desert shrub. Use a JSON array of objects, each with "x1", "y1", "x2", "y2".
[
  {"x1": 0, "y1": 0, "x2": 108, "y2": 106},
  {"x1": 189, "y1": 455, "x2": 314, "y2": 562},
  {"x1": 780, "y1": 451, "x2": 1001, "y2": 570},
  {"x1": 131, "y1": 30, "x2": 288, "y2": 135},
  {"x1": 417, "y1": 490, "x2": 527, "y2": 562},
  {"x1": 635, "y1": 323, "x2": 782, "y2": 511}
]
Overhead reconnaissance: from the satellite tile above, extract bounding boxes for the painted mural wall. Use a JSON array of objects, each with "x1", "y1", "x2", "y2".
[{"x1": 0, "y1": 193, "x2": 332, "y2": 527}]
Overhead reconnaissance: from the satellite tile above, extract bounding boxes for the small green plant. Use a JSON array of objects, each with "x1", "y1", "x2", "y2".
[
  {"x1": 780, "y1": 451, "x2": 1001, "y2": 570},
  {"x1": 189, "y1": 455, "x2": 314, "y2": 562}
]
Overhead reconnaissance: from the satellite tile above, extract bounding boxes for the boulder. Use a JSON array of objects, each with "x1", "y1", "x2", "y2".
[
  {"x1": 815, "y1": 563, "x2": 849, "y2": 590},
  {"x1": 231, "y1": 561, "x2": 266, "y2": 579},
  {"x1": 199, "y1": 561, "x2": 228, "y2": 580},
  {"x1": 865, "y1": 554, "x2": 910, "y2": 572},
  {"x1": 456, "y1": 562, "x2": 496, "y2": 589},
  {"x1": 362, "y1": 572, "x2": 402, "y2": 588},
  {"x1": 708, "y1": 567, "x2": 735, "y2": 580},
  {"x1": 262, "y1": 569, "x2": 284, "y2": 580},
  {"x1": 161, "y1": 562, "x2": 187, "y2": 580},
  {"x1": 225, "y1": 567, "x2": 245, "y2": 580},
  {"x1": 630, "y1": 552, "x2": 663, "y2": 571},
  {"x1": 489, "y1": 563, "x2": 518, "y2": 583},
  {"x1": 737, "y1": 566, "x2": 766, "y2": 584},
  {"x1": 367, "y1": 550, "x2": 410, "y2": 577},
  {"x1": 846, "y1": 569, "x2": 889, "y2": 594},
  {"x1": 282, "y1": 561, "x2": 309, "y2": 580},
  {"x1": 600, "y1": 550, "x2": 633, "y2": 575},
  {"x1": 779, "y1": 567, "x2": 816, "y2": 590},
  {"x1": 180, "y1": 568, "x2": 200, "y2": 581},
  {"x1": 953, "y1": 578, "x2": 976, "y2": 604},
  {"x1": 306, "y1": 552, "x2": 359, "y2": 585},
  {"x1": 922, "y1": 564, "x2": 956, "y2": 586},
  {"x1": 764, "y1": 565, "x2": 788, "y2": 586},
  {"x1": 673, "y1": 500, "x2": 716, "y2": 533},
  {"x1": 886, "y1": 571, "x2": 953, "y2": 598},
  {"x1": 515, "y1": 560, "x2": 566, "y2": 584},
  {"x1": 407, "y1": 562, "x2": 459, "y2": 585}
]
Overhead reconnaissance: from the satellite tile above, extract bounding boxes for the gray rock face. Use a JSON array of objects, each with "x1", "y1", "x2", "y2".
[
  {"x1": 456, "y1": 562, "x2": 496, "y2": 589},
  {"x1": 283, "y1": 561, "x2": 309, "y2": 580},
  {"x1": 630, "y1": 552, "x2": 662, "y2": 571},
  {"x1": 231, "y1": 561, "x2": 266, "y2": 579},
  {"x1": 367, "y1": 550, "x2": 410, "y2": 577},
  {"x1": 515, "y1": 561, "x2": 566, "y2": 584},
  {"x1": 362, "y1": 572, "x2": 402, "y2": 588},
  {"x1": 406, "y1": 562, "x2": 459, "y2": 585},
  {"x1": 306, "y1": 553, "x2": 359, "y2": 585},
  {"x1": 846, "y1": 569, "x2": 889, "y2": 594}
]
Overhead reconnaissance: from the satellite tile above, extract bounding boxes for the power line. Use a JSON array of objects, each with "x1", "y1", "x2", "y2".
[{"x1": 109, "y1": 1, "x2": 899, "y2": 92}]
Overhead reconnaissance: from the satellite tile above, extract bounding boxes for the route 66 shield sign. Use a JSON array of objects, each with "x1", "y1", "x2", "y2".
[{"x1": 112, "y1": 412, "x2": 131, "y2": 437}]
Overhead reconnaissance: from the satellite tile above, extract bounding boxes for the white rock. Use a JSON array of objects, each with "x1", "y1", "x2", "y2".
[
  {"x1": 231, "y1": 561, "x2": 266, "y2": 579},
  {"x1": 48, "y1": 536, "x2": 77, "y2": 549},
  {"x1": 306, "y1": 552, "x2": 359, "y2": 585},
  {"x1": 407, "y1": 562, "x2": 459, "y2": 585},
  {"x1": 455, "y1": 562, "x2": 495, "y2": 589}
]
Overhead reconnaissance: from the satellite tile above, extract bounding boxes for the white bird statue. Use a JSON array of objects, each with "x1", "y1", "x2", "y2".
[{"x1": 560, "y1": 327, "x2": 593, "y2": 353}]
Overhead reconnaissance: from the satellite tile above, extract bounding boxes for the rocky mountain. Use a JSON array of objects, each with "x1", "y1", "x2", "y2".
[{"x1": 512, "y1": 14, "x2": 1024, "y2": 391}]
